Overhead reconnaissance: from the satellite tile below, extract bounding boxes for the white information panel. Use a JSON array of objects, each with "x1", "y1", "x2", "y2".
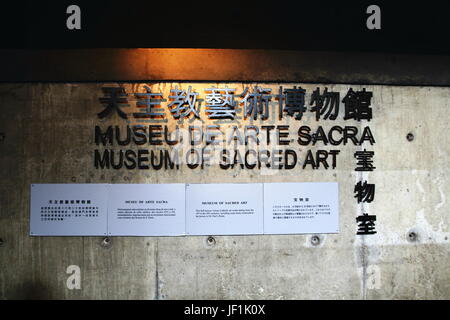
[
  {"x1": 30, "y1": 184, "x2": 108, "y2": 236},
  {"x1": 185, "y1": 183, "x2": 263, "y2": 235},
  {"x1": 30, "y1": 182, "x2": 340, "y2": 236},
  {"x1": 263, "y1": 182, "x2": 339, "y2": 234},
  {"x1": 107, "y1": 184, "x2": 185, "y2": 236}
]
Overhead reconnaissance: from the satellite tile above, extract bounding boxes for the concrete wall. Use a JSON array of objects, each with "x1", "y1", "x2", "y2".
[
  {"x1": 3, "y1": 49, "x2": 450, "y2": 86},
  {"x1": 0, "y1": 81, "x2": 448, "y2": 299}
]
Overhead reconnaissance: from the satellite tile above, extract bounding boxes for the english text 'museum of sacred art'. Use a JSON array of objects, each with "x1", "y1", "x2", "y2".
[
  {"x1": 93, "y1": 124, "x2": 375, "y2": 170},
  {"x1": 93, "y1": 85, "x2": 375, "y2": 170}
]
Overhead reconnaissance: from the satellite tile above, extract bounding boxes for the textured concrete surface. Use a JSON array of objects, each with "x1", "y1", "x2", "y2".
[{"x1": 0, "y1": 83, "x2": 448, "y2": 299}]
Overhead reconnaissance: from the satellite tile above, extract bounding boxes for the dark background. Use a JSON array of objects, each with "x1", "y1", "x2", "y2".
[{"x1": 1, "y1": 0, "x2": 449, "y2": 54}]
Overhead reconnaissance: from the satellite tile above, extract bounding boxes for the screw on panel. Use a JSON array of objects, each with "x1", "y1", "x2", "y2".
[
  {"x1": 101, "y1": 236, "x2": 112, "y2": 248},
  {"x1": 0, "y1": 238, "x2": 4, "y2": 246},
  {"x1": 0, "y1": 133, "x2": 5, "y2": 142},
  {"x1": 407, "y1": 231, "x2": 418, "y2": 242},
  {"x1": 310, "y1": 235, "x2": 321, "y2": 246},
  {"x1": 206, "y1": 236, "x2": 216, "y2": 246},
  {"x1": 406, "y1": 133, "x2": 414, "y2": 142}
]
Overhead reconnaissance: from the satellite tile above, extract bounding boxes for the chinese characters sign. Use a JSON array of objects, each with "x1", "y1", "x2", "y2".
[
  {"x1": 97, "y1": 85, "x2": 373, "y2": 122},
  {"x1": 92, "y1": 83, "x2": 378, "y2": 235}
]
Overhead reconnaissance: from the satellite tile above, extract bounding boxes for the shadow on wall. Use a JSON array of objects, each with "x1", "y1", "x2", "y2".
[{"x1": 9, "y1": 280, "x2": 53, "y2": 300}]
